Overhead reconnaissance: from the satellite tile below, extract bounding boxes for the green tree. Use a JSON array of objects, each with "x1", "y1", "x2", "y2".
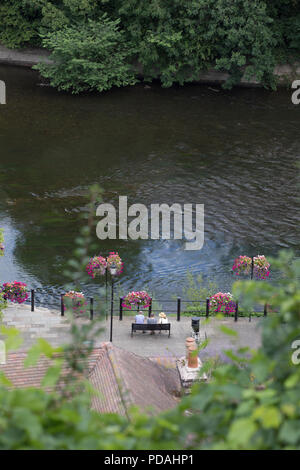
[
  {"x1": 34, "y1": 16, "x2": 137, "y2": 93},
  {"x1": 0, "y1": 0, "x2": 101, "y2": 48},
  {"x1": 0, "y1": 1, "x2": 41, "y2": 48},
  {"x1": 181, "y1": 271, "x2": 217, "y2": 315},
  {"x1": 106, "y1": 0, "x2": 280, "y2": 88},
  {"x1": 110, "y1": 0, "x2": 214, "y2": 87},
  {"x1": 0, "y1": 0, "x2": 299, "y2": 90},
  {"x1": 195, "y1": 0, "x2": 278, "y2": 88}
]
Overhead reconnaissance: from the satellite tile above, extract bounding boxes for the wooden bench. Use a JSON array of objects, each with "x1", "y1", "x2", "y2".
[{"x1": 131, "y1": 323, "x2": 171, "y2": 337}]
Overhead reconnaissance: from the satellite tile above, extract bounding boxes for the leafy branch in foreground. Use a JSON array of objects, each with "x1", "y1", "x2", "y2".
[
  {"x1": 0, "y1": 229, "x2": 6, "y2": 319},
  {"x1": 177, "y1": 251, "x2": 300, "y2": 449}
]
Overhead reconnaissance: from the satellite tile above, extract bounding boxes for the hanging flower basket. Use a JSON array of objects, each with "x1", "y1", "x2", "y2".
[
  {"x1": 86, "y1": 256, "x2": 107, "y2": 278},
  {"x1": 209, "y1": 292, "x2": 236, "y2": 315},
  {"x1": 232, "y1": 254, "x2": 270, "y2": 279},
  {"x1": 232, "y1": 255, "x2": 252, "y2": 276},
  {"x1": 122, "y1": 291, "x2": 151, "y2": 310},
  {"x1": 107, "y1": 252, "x2": 123, "y2": 275},
  {"x1": 63, "y1": 291, "x2": 87, "y2": 315},
  {"x1": 1, "y1": 281, "x2": 29, "y2": 304},
  {"x1": 253, "y1": 255, "x2": 270, "y2": 280}
]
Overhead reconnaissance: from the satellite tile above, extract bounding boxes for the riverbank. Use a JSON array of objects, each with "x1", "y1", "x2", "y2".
[
  {"x1": 0, "y1": 44, "x2": 52, "y2": 67},
  {"x1": 0, "y1": 44, "x2": 299, "y2": 87}
]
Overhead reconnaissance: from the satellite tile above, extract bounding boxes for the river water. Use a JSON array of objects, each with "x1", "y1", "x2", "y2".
[{"x1": 0, "y1": 65, "x2": 299, "y2": 309}]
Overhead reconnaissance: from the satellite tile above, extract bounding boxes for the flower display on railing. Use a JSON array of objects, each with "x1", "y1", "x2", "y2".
[
  {"x1": 107, "y1": 252, "x2": 123, "y2": 275},
  {"x1": 209, "y1": 292, "x2": 236, "y2": 315},
  {"x1": 86, "y1": 255, "x2": 107, "y2": 278},
  {"x1": 253, "y1": 255, "x2": 270, "y2": 280},
  {"x1": 63, "y1": 291, "x2": 87, "y2": 315},
  {"x1": 1, "y1": 281, "x2": 29, "y2": 304},
  {"x1": 232, "y1": 255, "x2": 252, "y2": 276},
  {"x1": 122, "y1": 291, "x2": 151, "y2": 309}
]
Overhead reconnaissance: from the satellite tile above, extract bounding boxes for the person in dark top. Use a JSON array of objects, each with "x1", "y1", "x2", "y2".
[{"x1": 147, "y1": 313, "x2": 157, "y2": 334}]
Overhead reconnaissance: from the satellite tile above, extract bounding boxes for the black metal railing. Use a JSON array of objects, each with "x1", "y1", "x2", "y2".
[
  {"x1": 24, "y1": 289, "x2": 268, "y2": 323},
  {"x1": 118, "y1": 296, "x2": 267, "y2": 322}
]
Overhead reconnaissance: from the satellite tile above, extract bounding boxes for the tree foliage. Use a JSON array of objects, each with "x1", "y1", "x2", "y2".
[
  {"x1": 34, "y1": 17, "x2": 137, "y2": 93},
  {"x1": 180, "y1": 251, "x2": 300, "y2": 449},
  {"x1": 0, "y1": 0, "x2": 299, "y2": 90}
]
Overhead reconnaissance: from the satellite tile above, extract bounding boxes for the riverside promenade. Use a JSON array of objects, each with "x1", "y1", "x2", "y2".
[{"x1": 1, "y1": 304, "x2": 262, "y2": 360}]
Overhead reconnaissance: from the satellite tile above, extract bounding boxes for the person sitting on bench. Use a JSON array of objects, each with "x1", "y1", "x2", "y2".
[
  {"x1": 135, "y1": 311, "x2": 145, "y2": 324},
  {"x1": 158, "y1": 312, "x2": 169, "y2": 324},
  {"x1": 135, "y1": 311, "x2": 146, "y2": 333},
  {"x1": 147, "y1": 313, "x2": 157, "y2": 335}
]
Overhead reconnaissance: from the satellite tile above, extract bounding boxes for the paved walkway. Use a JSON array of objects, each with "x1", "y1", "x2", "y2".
[{"x1": 1, "y1": 304, "x2": 262, "y2": 360}]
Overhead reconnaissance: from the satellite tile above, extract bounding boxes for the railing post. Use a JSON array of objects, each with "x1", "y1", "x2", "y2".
[
  {"x1": 177, "y1": 297, "x2": 181, "y2": 322},
  {"x1": 148, "y1": 298, "x2": 152, "y2": 318},
  {"x1": 251, "y1": 257, "x2": 254, "y2": 280},
  {"x1": 206, "y1": 298, "x2": 210, "y2": 318},
  {"x1": 31, "y1": 289, "x2": 35, "y2": 312},
  {"x1": 119, "y1": 297, "x2": 123, "y2": 321},
  {"x1": 234, "y1": 301, "x2": 239, "y2": 322},
  {"x1": 264, "y1": 304, "x2": 267, "y2": 316},
  {"x1": 90, "y1": 297, "x2": 94, "y2": 321},
  {"x1": 61, "y1": 294, "x2": 64, "y2": 316}
]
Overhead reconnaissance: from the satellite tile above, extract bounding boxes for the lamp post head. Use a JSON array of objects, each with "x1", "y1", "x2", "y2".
[{"x1": 109, "y1": 261, "x2": 118, "y2": 276}]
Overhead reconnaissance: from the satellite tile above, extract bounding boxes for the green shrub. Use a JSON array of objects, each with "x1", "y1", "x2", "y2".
[
  {"x1": 112, "y1": 0, "x2": 214, "y2": 87},
  {"x1": 180, "y1": 271, "x2": 217, "y2": 315},
  {"x1": 109, "y1": 0, "x2": 280, "y2": 88},
  {"x1": 195, "y1": 0, "x2": 278, "y2": 88},
  {"x1": 34, "y1": 17, "x2": 137, "y2": 93},
  {"x1": 0, "y1": 0, "x2": 101, "y2": 48},
  {"x1": 0, "y1": 1, "x2": 41, "y2": 48}
]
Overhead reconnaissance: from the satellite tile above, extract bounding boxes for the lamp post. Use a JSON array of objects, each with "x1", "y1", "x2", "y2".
[
  {"x1": 105, "y1": 266, "x2": 108, "y2": 320},
  {"x1": 109, "y1": 261, "x2": 117, "y2": 342}
]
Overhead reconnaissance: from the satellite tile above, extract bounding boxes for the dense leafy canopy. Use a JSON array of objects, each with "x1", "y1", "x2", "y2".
[
  {"x1": 0, "y1": 0, "x2": 299, "y2": 91},
  {"x1": 34, "y1": 17, "x2": 137, "y2": 93}
]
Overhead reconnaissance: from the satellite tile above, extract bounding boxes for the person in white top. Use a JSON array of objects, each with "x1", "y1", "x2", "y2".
[
  {"x1": 135, "y1": 311, "x2": 145, "y2": 324},
  {"x1": 158, "y1": 312, "x2": 169, "y2": 324}
]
